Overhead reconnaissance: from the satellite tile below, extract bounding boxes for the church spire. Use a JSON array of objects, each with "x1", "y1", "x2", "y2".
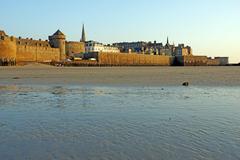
[
  {"x1": 81, "y1": 24, "x2": 86, "y2": 42},
  {"x1": 165, "y1": 36, "x2": 170, "y2": 48}
]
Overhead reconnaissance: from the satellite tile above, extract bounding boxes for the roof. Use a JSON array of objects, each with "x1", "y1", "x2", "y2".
[
  {"x1": 53, "y1": 30, "x2": 65, "y2": 36},
  {"x1": 0, "y1": 30, "x2": 6, "y2": 36}
]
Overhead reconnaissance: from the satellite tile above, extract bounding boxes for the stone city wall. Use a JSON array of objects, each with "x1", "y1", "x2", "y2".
[
  {"x1": 66, "y1": 41, "x2": 85, "y2": 56},
  {"x1": 97, "y1": 52, "x2": 173, "y2": 66},
  {"x1": 207, "y1": 58, "x2": 220, "y2": 66},
  {"x1": 176, "y1": 56, "x2": 221, "y2": 66},
  {"x1": 17, "y1": 38, "x2": 50, "y2": 47},
  {"x1": 175, "y1": 56, "x2": 207, "y2": 66},
  {"x1": 16, "y1": 45, "x2": 60, "y2": 62}
]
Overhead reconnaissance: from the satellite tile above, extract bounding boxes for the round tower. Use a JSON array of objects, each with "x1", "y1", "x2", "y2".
[
  {"x1": 0, "y1": 30, "x2": 17, "y2": 65},
  {"x1": 49, "y1": 30, "x2": 66, "y2": 61}
]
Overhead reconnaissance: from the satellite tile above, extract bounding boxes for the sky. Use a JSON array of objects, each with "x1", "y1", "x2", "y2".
[{"x1": 1, "y1": 0, "x2": 240, "y2": 63}]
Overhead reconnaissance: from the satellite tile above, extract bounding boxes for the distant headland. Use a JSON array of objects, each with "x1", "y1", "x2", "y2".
[{"x1": 0, "y1": 25, "x2": 229, "y2": 66}]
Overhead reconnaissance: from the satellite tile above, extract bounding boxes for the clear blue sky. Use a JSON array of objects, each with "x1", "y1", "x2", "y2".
[{"x1": 1, "y1": 0, "x2": 240, "y2": 62}]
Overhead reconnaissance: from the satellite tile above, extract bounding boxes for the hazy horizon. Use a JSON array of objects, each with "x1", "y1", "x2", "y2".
[{"x1": 1, "y1": 0, "x2": 239, "y2": 63}]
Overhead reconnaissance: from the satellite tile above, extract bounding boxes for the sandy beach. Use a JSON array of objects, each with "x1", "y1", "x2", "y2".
[
  {"x1": 0, "y1": 64, "x2": 239, "y2": 86},
  {"x1": 1, "y1": 64, "x2": 240, "y2": 160}
]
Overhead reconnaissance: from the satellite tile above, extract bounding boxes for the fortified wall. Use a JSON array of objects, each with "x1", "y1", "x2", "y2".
[
  {"x1": 16, "y1": 38, "x2": 60, "y2": 63},
  {"x1": 66, "y1": 41, "x2": 85, "y2": 56},
  {"x1": 175, "y1": 56, "x2": 222, "y2": 66},
  {"x1": 85, "y1": 52, "x2": 174, "y2": 66},
  {"x1": 0, "y1": 30, "x2": 85, "y2": 65}
]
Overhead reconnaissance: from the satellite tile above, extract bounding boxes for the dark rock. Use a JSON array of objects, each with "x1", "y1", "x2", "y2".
[{"x1": 182, "y1": 82, "x2": 189, "y2": 86}]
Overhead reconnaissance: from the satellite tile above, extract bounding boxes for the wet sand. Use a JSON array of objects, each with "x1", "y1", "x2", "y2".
[{"x1": 0, "y1": 64, "x2": 240, "y2": 86}]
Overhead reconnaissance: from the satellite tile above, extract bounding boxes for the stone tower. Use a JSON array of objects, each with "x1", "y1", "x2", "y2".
[
  {"x1": 80, "y1": 24, "x2": 86, "y2": 42},
  {"x1": 0, "y1": 30, "x2": 6, "y2": 36},
  {"x1": 0, "y1": 30, "x2": 17, "y2": 63},
  {"x1": 49, "y1": 30, "x2": 66, "y2": 61}
]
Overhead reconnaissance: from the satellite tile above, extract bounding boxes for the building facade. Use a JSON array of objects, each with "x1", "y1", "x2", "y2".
[
  {"x1": 85, "y1": 41, "x2": 120, "y2": 53},
  {"x1": 113, "y1": 38, "x2": 189, "y2": 56},
  {"x1": 174, "y1": 44, "x2": 192, "y2": 56},
  {"x1": 113, "y1": 41, "x2": 148, "y2": 53}
]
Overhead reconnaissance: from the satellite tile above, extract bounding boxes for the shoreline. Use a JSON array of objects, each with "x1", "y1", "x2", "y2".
[{"x1": 0, "y1": 65, "x2": 240, "y2": 86}]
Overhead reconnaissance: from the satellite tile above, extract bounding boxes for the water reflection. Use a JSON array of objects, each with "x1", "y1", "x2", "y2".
[{"x1": 51, "y1": 86, "x2": 66, "y2": 109}]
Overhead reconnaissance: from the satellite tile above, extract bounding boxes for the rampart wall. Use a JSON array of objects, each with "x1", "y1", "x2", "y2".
[
  {"x1": 66, "y1": 41, "x2": 85, "y2": 56},
  {"x1": 16, "y1": 45, "x2": 60, "y2": 62},
  {"x1": 97, "y1": 52, "x2": 173, "y2": 66},
  {"x1": 176, "y1": 56, "x2": 207, "y2": 66},
  {"x1": 207, "y1": 58, "x2": 220, "y2": 66},
  {"x1": 176, "y1": 56, "x2": 221, "y2": 66}
]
